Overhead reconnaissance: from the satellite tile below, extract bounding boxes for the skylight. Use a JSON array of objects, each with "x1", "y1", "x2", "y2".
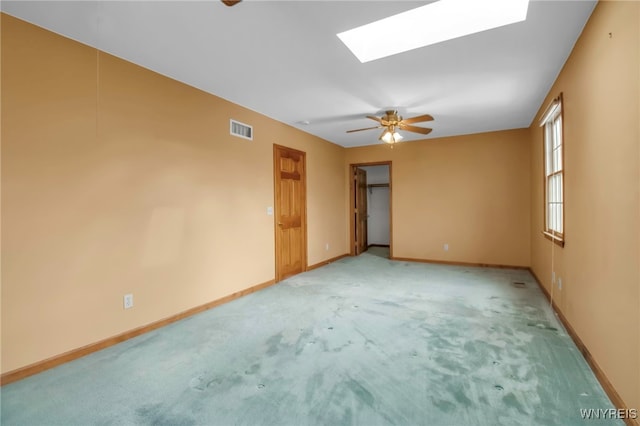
[{"x1": 337, "y1": 0, "x2": 529, "y2": 63}]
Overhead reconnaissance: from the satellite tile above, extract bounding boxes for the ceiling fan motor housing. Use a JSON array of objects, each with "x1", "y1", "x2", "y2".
[{"x1": 385, "y1": 110, "x2": 401, "y2": 123}]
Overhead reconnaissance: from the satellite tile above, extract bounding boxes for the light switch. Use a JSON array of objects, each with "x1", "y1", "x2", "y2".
[{"x1": 267, "y1": 206, "x2": 273, "y2": 216}]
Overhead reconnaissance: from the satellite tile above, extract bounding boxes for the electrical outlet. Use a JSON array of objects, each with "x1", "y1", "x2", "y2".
[
  {"x1": 444, "y1": 243, "x2": 449, "y2": 251},
  {"x1": 325, "y1": 243, "x2": 330, "y2": 251},
  {"x1": 124, "y1": 294, "x2": 133, "y2": 309}
]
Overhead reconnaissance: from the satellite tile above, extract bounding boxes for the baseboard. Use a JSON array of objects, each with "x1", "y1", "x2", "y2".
[
  {"x1": 529, "y1": 269, "x2": 638, "y2": 426},
  {"x1": 307, "y1": 253, "x2": 349, "y2": 271},
  {"x1": 0, "y1": 278, "x2": 277, "y2": 386},
  {"x1": 391, "y1": 256, "x2": 529, "y2": 270},
  {"x1": 367, "y1": 244, "x2": 390, "y2": 248}
]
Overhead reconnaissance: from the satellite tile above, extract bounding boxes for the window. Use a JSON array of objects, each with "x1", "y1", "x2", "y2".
[{"x1": 540, "y1": 94, "x2": 564, "y2": 246}]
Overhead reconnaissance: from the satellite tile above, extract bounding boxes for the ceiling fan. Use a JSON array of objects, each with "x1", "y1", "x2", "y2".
[
  {"x1": 221, "y1": 0, "x2": 241, "y2": 6},
  {"x1": 347, "y1": 110, "x2": 434, "y2": 144}
]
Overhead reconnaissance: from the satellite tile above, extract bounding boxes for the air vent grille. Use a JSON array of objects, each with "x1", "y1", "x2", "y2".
[{"x1": 230, "y1": 119, "x2": 253, "y2": 140}]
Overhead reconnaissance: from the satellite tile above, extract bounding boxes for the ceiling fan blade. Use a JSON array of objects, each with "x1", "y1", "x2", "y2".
[
  {"x1": 366, "y1": 115, "x2": 382, "y2": 123},
  {"x1": 346, "y1": 125, "x2": 383, "y2": 133},
  {"x1": 221, "y1": 0, "x2": 241, "y2": 6},
  {"x1": 399, "y1": 124, "x2": 433, "y2": 135},
  {"x1": 401, "y1": 114, "x2": 434, "y2": 124}
]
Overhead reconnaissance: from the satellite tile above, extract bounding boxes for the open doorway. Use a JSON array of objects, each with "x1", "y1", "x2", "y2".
[{"x1": 349, "y1": 162, "x2": 392, "y2": 258}]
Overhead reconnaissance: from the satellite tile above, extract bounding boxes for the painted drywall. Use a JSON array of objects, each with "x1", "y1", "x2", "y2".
[
  {"x1": 360, "y1": 165, "x2": 390, "y2": 246},
  {"x1": 346, "y1": 129, "x2": 531, "y2": 267},
  {"x1": 367, "y1": 187, "x2": 390, "y2": 246},
  {"x1": 360, "y1": 165, "x2": 389, "y2": 185},
  {"x1": 529, "y1": 1, "x2": 639, "y2": 411},
  {"x1": 1, "y1": 14, "x2": 347, "y2": 374}
]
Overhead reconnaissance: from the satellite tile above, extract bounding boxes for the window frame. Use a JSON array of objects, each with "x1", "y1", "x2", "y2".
[{"x1": 540, "y1": 93, "x2": 565, "y2": 247}]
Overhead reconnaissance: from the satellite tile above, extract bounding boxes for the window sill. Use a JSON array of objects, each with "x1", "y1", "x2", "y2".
[{"x1": 542, "y1": 231, "x2": 565, "y2": 247}]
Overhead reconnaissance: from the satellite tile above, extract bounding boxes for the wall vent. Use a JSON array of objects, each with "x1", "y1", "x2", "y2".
[{"x1": 230, "y1": 119, "x2": 253, "y2": 140}]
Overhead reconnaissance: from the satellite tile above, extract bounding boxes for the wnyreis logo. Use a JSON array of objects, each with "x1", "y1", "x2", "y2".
[{"x1": 580, "y1": 408, "x2": 638, "y2": 420}]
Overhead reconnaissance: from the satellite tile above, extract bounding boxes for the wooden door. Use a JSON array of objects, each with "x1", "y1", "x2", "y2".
[
  {"x1": 355, "y1": 168, "x2": 368, "y2": 254},
  {"x1": 274, "y1": 145, "x2": 307, "y2": 281}
]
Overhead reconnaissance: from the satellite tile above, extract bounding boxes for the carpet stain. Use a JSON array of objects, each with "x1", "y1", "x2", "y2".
[
  {"x1": 135, "y1": 403, "x2": 196, "y2": 426},
  {"x1": 223, "y1": 373, "x2": 245, "y2": 388},
  {"x1": 244, "y1": 363, "x2": 260, "y2": 375},
  {"x1": 447, "y1": 383, "x2": 474, "y2": 407},
  {"x1": 527, "y1": 323, "x2": 558, "y2": 331},
  {"x1": 341, "y1": 407, "x2": 353, "y2": 425},
  {"x1": 305, "y1": 372, "x2": 324, "y2": 403},
  {"x1": 431, "y1": 397, "x2": 456, "y2": 413},
  {"x1": 503, "y1": 392, "x2": 528, "y2": 415},
  {"x1": 377, "y1": 300, "x2": 403, "y2": 308},
  {"x1": 191, "y1": 372, "x2": 244, "y2": 390},
  {"x1": 188, "y1": 376, "x2": 206, "y2": 391},
  {"x1": 332, "y1": 340, "x2": 354, "y2": 353},
  {"x1": 346, "y1": 378, "x2": 375, "y2": 408},
  {"x1": 266, "y1": 332, "x2": 284, "y2": 356},
  {"x1": 294, "y1": 328, "x2": 315, "y2": 355},
  {"x1": 433, "y1": 355, "x2": 468, "y2": 375}
]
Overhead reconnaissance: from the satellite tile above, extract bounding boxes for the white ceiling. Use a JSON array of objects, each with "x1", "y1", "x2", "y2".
[{"x1": 2, "y1": 0, "x2": 596, "y2": 147}]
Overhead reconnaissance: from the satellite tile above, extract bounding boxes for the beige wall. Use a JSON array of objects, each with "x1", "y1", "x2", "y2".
[
  {"x1": 1, "y1": 14, "x2": 347, "y2": 373},
  {"x1": 529, "y1": 1, "x2": 639, "y2": 411},
  {"x1": 345, "y1": 129, "x2": 531, "y2": 267}
]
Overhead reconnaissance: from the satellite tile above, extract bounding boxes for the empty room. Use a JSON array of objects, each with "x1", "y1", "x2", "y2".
[{"x1": 1, "y1": 1, "x2": 638, "y2": 425}]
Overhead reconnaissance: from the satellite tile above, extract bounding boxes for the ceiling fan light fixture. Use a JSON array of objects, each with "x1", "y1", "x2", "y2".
[{"x1": 380, "y1": 128, "x2": 403, "y2": 144}]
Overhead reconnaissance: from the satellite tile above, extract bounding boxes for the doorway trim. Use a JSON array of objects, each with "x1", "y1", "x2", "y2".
[
  {"x1": 274, "y1": 144, "x2": 308, "y2": 282},
  {"x1": 349, "y1": 161, "x2": 393, "y2": 257}
]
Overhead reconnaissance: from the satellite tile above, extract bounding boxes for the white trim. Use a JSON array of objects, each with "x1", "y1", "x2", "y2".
[{"x1": 539, "y1": 97, "x2": 561, "y2": 126}]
